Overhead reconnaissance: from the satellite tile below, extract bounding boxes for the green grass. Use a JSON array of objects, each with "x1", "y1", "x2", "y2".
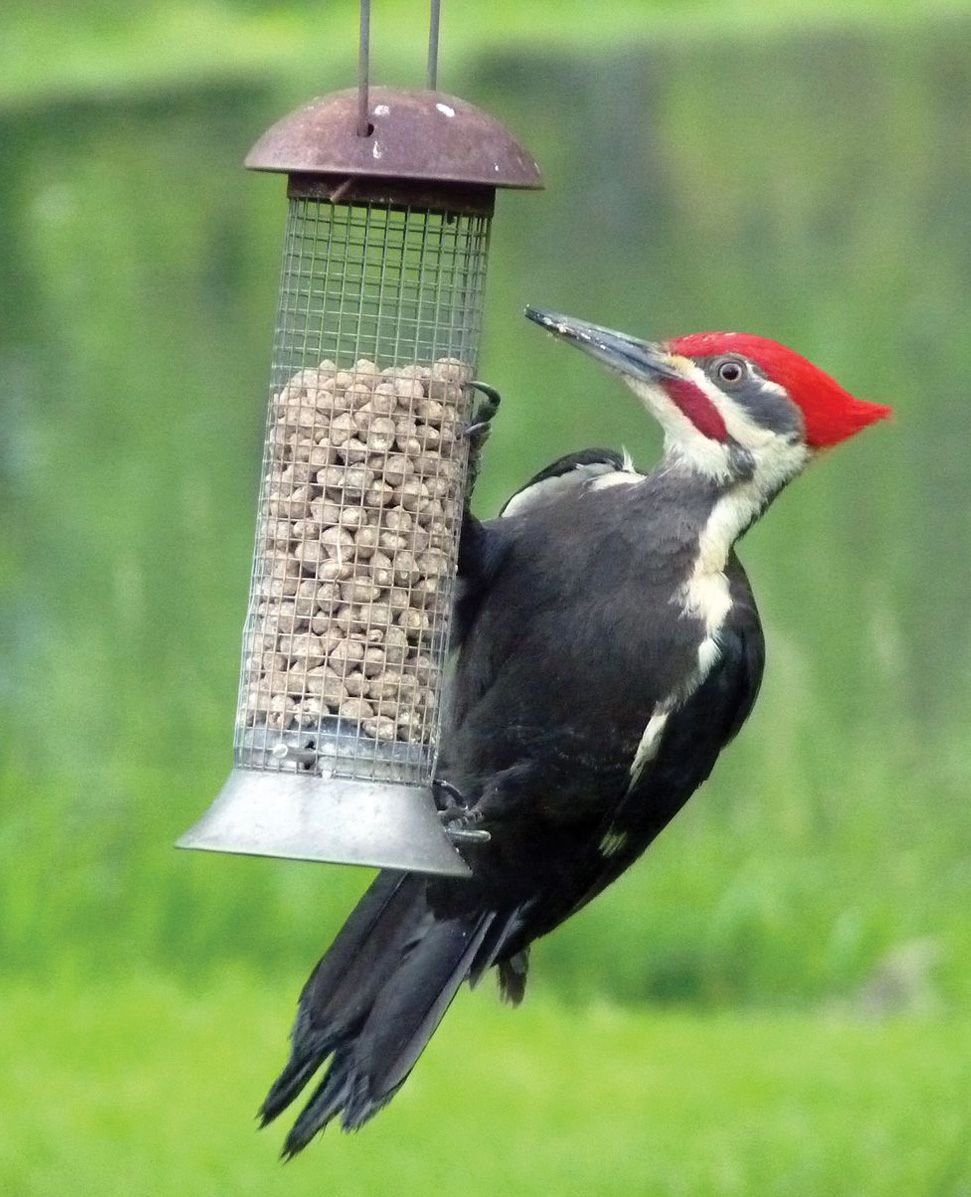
[{"x1": 1, "y1": 973, "x2": 968, "y2": 1196}]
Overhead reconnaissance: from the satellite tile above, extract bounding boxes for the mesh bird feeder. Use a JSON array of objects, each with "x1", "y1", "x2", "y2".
[{"x1": 178, "y1": 2, "x2": 542, "y2": 876}]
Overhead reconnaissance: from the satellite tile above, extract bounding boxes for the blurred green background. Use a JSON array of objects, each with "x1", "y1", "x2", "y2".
[{"x1": 3, "y1": 1, "x2": 971, "y2": 1193}]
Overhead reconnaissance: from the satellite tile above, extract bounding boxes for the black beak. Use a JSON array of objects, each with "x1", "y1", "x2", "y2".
[{"x1": 524, "y1": 307, "x2": 681, "y2": 383}]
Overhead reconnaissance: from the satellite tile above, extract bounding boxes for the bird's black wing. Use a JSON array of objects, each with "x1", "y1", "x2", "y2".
[
  {"x1": 557, "y1": 553, "x2": 765, "y2": 921},
  {"x1": 454, "y1": 448, "x2": 635, "y2": 649},
  {"x1": 470, "y1": 552, "x2": 765, "y2": 953},
  {"x1": 498, "y1": 448, "x2": 630, "y2": 517}
]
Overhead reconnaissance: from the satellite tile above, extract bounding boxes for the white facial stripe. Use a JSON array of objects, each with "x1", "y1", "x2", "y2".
[
  {"x1": 680, "y1": 362, "x2": 810, "y2": 494},
  {"x1": 681, "y1": 362, "x2": 767, "y2": 445},
  {"x1": 623, "y1": 376, "x2": 735, "y2": 482},
  {"x1": 626, "y1": 359, "x2": 809, "y2": 494}
]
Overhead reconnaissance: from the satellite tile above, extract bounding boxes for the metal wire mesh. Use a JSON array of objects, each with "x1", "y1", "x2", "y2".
[{"x1": 234, "y1": 196, "x2": 490, "y2": 785}]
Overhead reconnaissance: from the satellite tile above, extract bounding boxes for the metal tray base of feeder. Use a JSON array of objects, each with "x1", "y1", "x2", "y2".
[{"x1": 177, "y1": 769, "x2": 471, "y2": 877}]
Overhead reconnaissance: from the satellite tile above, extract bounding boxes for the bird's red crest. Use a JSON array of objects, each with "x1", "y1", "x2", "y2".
[{"x1": 667, "y1": 332, "x2": 892, "y2": 448}]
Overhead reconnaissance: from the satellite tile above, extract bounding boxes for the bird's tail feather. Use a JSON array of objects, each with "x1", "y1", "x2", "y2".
[
  {"x1": 467, "y1": 909, "x2": 530, "y2": 1004},
  {"x1": 259, "y1": 871, "x2": 417, "y2": 1127},
  {"x1": 259, "y1": 870, "x2": 502, "y2": 1154}
]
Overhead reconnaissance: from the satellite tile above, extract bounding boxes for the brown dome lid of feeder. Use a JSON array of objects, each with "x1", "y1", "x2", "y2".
[{"x1": 245, "y1": 87, "x2": 543, "y2": 190}]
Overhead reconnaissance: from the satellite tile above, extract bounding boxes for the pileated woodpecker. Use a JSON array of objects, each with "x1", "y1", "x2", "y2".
[{"x1": 260, "y1": 309, "x2": 891, "y2": 1154}]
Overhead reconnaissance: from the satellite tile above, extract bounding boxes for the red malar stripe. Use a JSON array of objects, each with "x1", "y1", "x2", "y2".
[{"x1": 663, "y1": 378, "x2": 729, "y2": 442}]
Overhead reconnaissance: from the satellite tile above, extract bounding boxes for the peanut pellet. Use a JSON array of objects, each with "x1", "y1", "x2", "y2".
[{"x1": 245, "y1": 355, "x2": 471, "y2": 748}]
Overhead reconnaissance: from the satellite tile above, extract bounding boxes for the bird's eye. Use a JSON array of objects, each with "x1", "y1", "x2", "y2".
[{"x1": 715, "y1": 358, "x2": 746, "y2": 385}]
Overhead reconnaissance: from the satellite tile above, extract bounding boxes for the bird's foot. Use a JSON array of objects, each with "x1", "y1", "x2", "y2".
[
  {"x1": 433, "y1": 778, "x2": 491, "y2": 845},
  {"x1": 463, "y1": 382, "x2": 502, "y2": 500},
  {"x1": 464, "y1": 382, "x2": 502, "y2": 441}
]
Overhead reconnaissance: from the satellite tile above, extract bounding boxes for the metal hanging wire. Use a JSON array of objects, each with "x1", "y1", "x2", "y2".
[
  {"x1": 357, "y1": 0, "x2": 371, "y2": 137},
  {"x1": 357, "y1": 0, "x2": 442, "y2": 138},
  {"x1": 427, "y1": 0, "x2": 441, "y2": 91}
]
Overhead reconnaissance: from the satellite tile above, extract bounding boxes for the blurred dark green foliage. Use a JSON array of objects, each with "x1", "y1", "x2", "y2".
[{"x1": 2, "y1": 8, "x2": 970, "y2": 1014}]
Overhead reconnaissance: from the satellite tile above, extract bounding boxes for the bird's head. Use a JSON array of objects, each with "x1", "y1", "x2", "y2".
[{"x1": 525, "y1": 308, "x2": 891, "y2": 494}]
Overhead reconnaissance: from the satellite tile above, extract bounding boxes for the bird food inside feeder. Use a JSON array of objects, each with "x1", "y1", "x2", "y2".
[
  {"x1": 176, "y1": 38, "x2": 542, "y2": 875},
  {"x1": 239, "y1": 353, "x2": 471, "y2": 774}
]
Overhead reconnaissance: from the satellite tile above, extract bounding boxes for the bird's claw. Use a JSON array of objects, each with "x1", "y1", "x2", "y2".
[
  {"x1": 463, "y1": 382, "x2": 502, "y2": 501},
  {"x1": 440, "y1": 816, "x2": 492, "y2": 844},
  {"x1": 464, "y1": 382, "x2": 502, "y2": 441},
  {"x1": 433, "y1": 779, "x2": 492, "y2": 845},
  {"x1": 445, "y1": 823, "x2": 492, "y2": 845}
]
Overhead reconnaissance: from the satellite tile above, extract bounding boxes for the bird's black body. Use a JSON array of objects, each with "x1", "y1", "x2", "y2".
[
  {"x1": 258, "y1": 308, "x2": 888, "y2": 1155},
  {"x1": 443, "y1": 458, "x2": 763, "y2": 915},
  {"x1": 261, "y1": 452, "x2": 764, "y2": 1152}
]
